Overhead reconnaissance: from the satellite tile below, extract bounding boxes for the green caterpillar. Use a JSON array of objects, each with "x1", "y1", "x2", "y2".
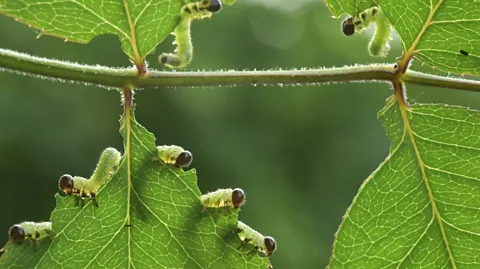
[
  {"x1": 156, "y1": 145, "x2": 193, "y2": 168},
  {"x1": 9, "y1": 222, "x2": 52, "y2": 244},
  {"x1": 341, "y1": 7, "x2": 378, "y2": 36},
  {"x1": 235, "y1": 221, "x2": 277, "y2": 258},
  {"x1": 342, "y1": 6, "x2": 392, "y2": 57},
  {"x1": 200, "y1": 188, "x2": 246, "y2": 211},
  {"x1": 59, "y1": 147, "x2": 121, "y2": 207},
  {"x1": 159, "y1": 0, "x2": 222, "y2": 68}
]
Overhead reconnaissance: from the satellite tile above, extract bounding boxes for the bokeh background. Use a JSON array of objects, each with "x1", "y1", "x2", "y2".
[{"x1": 0, "y1": 1, "x2": 479, "y2": 268}]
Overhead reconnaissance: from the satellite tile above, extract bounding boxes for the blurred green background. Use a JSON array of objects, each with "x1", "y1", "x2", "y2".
[{"x1": 1, "y1": 1, "x2": 479, "y2": 268}]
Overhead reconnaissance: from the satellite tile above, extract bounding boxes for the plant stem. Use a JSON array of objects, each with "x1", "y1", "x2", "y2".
[
  {"x1": 1, "y1": 48, "x2": 479, "y2": 92},
  {"x1": 0, "y1": 48, "x2": 137, "y2": 88},
  {"x1": 402, "y1": 71, "x2": 480, "y2": 93},
  {"x1": 122, "y1": 87, "x2": 134, "y2": 114}
]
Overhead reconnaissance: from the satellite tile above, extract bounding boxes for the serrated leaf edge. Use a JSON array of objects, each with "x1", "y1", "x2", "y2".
[{"x1": 327, "y1": 93, "x2": 458, "y2": 268}]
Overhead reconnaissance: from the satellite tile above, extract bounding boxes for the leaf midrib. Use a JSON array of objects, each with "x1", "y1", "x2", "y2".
[
  {"x1": 398, "y1": 98, "x2": 457, "y2": 269},
  {"x1": 403, "y1": 0, "x2": 444, "y2": 63},
  {"x1": 121, "y1": 0, "x2": 141, "y2": 63},
  {"x1": 123, "y1": 105, "x2": 133, "y2": 269}
]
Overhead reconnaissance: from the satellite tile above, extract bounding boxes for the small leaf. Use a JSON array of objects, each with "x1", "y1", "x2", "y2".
[
  {"x1": 0, "y1": 107, "x2": 270, "y2": 269},
  {"x1": 328, "y1": 97, "x2": 480, "y2": 268},
  {"x1": 325, "y1": 0, "x2": 376, "y2": 18},
  {"x1": 0, "y1": 0, "x2": 182, "y2": 61},
  {"x1": 325, "y1": 0, "x2": 480, "y2": 75}
]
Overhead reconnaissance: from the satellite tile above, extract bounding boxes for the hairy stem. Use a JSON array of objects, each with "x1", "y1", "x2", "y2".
[
  {"x1": 1, "y1": 48, "x2": 479, "y2": 92},
  {"x1": 402, "y1": 71, "x2": 480, "y2": 93}
]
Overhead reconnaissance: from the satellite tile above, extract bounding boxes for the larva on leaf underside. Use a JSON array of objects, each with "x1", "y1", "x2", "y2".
[
  {"x1": 341, "y1": 6, "x2": 392, "y2": 57},
  {"x1": 159, "y1": 0, "x2": 223, "y2": 68}
]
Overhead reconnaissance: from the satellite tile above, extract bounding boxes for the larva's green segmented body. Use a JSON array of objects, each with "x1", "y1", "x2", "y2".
[
  {"x1": 200, "y1": 188, "x2": 246, "y2": 211},
  {"x1": 59, "y1": 147, "x2": 121, "y2": 207},
  {"x1": 342, "y1": 6, "x2": 391, "y2": 57},
  {"x1": 236, "y1": 221, "x2": 277, "y2": 257},
  {"x1": 159, "y1": 0, "x2": 222, "y2": 68},
  {"x1": 9, "y1": 222, "x2": 52, "y2": 244},
  {"x1": 368, "y1": 9, "x2": 391, "y2": 57},
  {"x1": 156, "y1": 145, "x2": 193, "y2": 168},
  {"x1": 91, "y1": 147, "x2": 122, "y2": 185},
  {"x1": 341, "y1": 6, "x2": 379, "y2": 36}
]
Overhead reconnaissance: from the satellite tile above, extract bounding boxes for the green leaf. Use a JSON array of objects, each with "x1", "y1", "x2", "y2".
[
  {"x1": 325, "y1": 0, "x2": 376, "y2": 18},
  {"x1": 325, "y1": 0, "x2": 480, "y2": 76},
  {"x1": 0, "y1": 0, "x2": 181, "y2": 61},
  {"x1": 0, "y1": 107, "x2": 270, "y2": 269},
  {"x1": 328, "y1": 97, "x2": 480, "y2": 268}
]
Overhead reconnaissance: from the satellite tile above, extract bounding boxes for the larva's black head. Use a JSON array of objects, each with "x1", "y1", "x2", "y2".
[
  {"x1": 175, "y1": 150, "x2": 193, "y2": 168},
  {"x1": 160, "y1": 55, "x2": 168, "y2": 65},
  {"x1": 264, "y1": 236, "x2": 276, "y2": 257},
  {"x1": 59, "y1": 174, "x2": 74, "y2": 195},
  {"x1": 342, "y1": 17, "x2": 355, "y2": 36},
  {"x1": 9, "y1": 224, "x2": 25, "y2": 244},
  {"x1": 231, "y1": 188, "x2": 246, "y2": 208},
  {"x1": 207, "y1": 0, "x2": 222, "y2": 13}
]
